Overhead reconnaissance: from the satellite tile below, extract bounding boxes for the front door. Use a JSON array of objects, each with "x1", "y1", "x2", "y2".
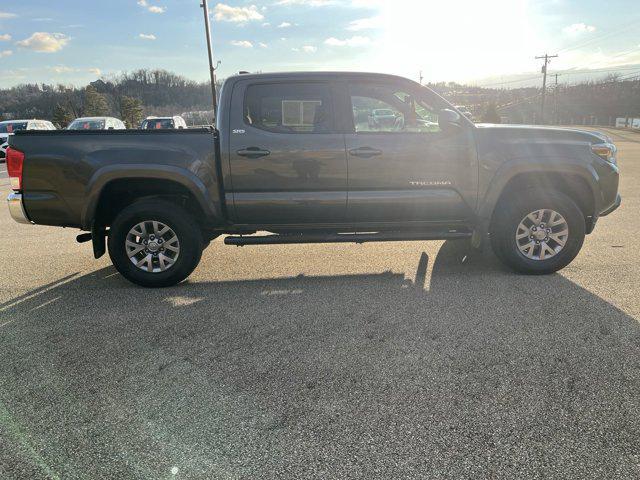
[
  {"x1": 228, "y1": 80, "x2": 347, "y2": 225},
  {"x1": 343, "y1": 81, "x2": 477, "y2": 225}
]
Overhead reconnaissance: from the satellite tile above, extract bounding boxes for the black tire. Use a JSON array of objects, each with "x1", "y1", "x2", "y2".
[
  {"x1": 490, "y1": 190, "x2": 586, "y2": 275},
  {"x1": 108, "y1": 200, "x2": 203, "y2": 288}
]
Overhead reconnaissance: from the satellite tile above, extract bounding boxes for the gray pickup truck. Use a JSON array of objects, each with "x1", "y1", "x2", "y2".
[{"x1": 6, "y1": 72, "x2": 621, "y2": 287}]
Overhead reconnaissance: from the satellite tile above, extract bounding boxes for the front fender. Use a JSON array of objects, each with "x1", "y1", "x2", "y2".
[
  {"x1": 82, "y1": 164, "x2": 221, "y2": 230},
  {"x1": 478, "y1": 156, "x2": 600, "y2": 222}
]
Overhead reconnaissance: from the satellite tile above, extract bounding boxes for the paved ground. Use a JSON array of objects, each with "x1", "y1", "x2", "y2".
[{"x1": 0, "y1": 129, "x2": 639, "y2": 479}]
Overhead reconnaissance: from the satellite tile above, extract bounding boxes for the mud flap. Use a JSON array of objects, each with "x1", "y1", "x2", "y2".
[{"x1": 92, "y1": 222, "x2": 107, "y2": 259}]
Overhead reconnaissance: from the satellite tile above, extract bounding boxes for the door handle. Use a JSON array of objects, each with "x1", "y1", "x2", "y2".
[
  {"x1": 349, "y1": 147, "x2": 383, "y2": 159},
  {"x1": 237, "y1": 147, "x2": 271, "y2": 159}
]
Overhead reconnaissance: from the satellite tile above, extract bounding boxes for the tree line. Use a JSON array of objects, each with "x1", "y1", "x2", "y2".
[
  {"x1": 0, "y1": 69, "x2": 218, "y2": 128},
  {"x1": 1, "y1": 68, "x2": 639, "y2": 127},
  {"x1": 432, "y1": 74, "x2": 640, "y2": 125}
]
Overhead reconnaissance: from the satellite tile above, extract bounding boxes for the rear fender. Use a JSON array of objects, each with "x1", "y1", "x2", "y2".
[{"x1": 82, "y1": 164, "x2": 221, "y2": 230}]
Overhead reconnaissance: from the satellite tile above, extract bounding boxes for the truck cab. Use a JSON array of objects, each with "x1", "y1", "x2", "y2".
[{"x1": 221, "y1": 72, "x2": 477, "y2": 227}]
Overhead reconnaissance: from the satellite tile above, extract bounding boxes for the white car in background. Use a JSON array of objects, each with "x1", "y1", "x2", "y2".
[
  {"x1": 67, "y1": 117, "x2": 126, "y2": 130},
  {"x1": 455, "y1": 105, "x2": 474, "y2": 121},
  {"x1": 0, "y1": 119, "x2": 56, "y2": 162},
  {"x1": 140, "y1": 116, "x2": 188, "y2": 129}
]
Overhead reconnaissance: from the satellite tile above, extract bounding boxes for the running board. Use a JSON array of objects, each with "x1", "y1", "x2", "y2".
[{"x1": 225, "y1": 230, "x2": 472, "y2": 246}]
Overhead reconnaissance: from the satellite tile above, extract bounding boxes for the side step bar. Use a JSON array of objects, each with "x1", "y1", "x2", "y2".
[{"x1": 225, "y1": 230, "x2": 472, "y2": 246}]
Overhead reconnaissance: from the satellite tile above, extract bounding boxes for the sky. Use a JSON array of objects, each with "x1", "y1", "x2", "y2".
[{"x1": 0, "y1": 0, "x2": 639, "y2": 88}]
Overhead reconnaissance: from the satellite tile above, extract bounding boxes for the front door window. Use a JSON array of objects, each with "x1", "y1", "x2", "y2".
[{"x1": 351, "y1": 85, "x2": 441, "y2": 134}]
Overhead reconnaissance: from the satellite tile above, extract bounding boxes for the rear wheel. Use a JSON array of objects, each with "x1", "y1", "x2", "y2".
[
  {"x1": 108, "y1": 200, "x2": 203, "y2": 287},
  {"x1": 490, "y1": 190, "x2": 586, "y2": 274}
]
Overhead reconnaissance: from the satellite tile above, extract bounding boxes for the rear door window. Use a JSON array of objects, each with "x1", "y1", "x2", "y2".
[{"x1": 244, "y1": 83, "x2": 334, "y2": 134}]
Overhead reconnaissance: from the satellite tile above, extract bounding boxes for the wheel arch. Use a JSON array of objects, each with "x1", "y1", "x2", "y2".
[
  {"x1": 480, "y1": 159, "x2": 600, "y2": 234},
  {"x1": 82, "y1": 165, "x2": 223, "y2": 231}
]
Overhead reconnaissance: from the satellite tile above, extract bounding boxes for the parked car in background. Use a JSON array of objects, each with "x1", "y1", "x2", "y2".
[
  {"x1": 140, "y1": 116, "x2": 187, "y2": 130},
  {"x1": 0, "y1": 120, "x2": 55, "y2": 162},
  {"x1": 455, "y1": 106, "x2": 474, "y2": 121},
  {"x1": 67, "y1": 117, "x2": 126, "y2": 130},
  {"x1": 368, "y1": 109, "x2": 398, "y2": 129}
]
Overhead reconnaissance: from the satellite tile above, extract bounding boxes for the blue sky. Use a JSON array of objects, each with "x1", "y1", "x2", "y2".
[{"x1": 0, "y1": 0, "x2": 638, "y2": 88}]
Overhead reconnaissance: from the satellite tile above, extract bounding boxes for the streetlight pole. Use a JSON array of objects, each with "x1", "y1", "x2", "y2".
[{"x1": 201, "y1": 0, "x2": 218, "y2": 123}]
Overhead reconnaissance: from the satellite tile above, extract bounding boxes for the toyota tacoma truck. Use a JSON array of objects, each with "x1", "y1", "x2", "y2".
[{"x1": 6, "y1": 72, "x2": 621, "y2": 287}]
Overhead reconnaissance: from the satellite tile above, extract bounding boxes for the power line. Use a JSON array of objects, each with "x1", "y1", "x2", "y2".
[
  {"x1": 476, "y1": 75, "x2": 542, "y2": 88},
  {"x1": 554, "y1": 64, "x2": 640, "y2": 76},
  {"x1": 478, "y1": 65, "x2": 640, "y2": 91}
]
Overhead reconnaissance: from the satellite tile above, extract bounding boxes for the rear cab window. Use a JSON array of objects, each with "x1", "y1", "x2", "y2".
[
  {"x1": 141, "y1": 119, "x2": 175, "y2": 129},
  {"x1": 244, "y1": 83, "x2": 334, "y2": 134},
  {"x1": 0, "y1": 122, "x2": 28, "y2": 133}
]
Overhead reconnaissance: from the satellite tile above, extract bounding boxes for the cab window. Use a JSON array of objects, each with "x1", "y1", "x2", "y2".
[
  {"x1": 350, "y1": 84, "x2": 441, "y2": 134},
  {"x1": 0, "y1": 122, "x2": 28, "y2": 133},
  {"x1": 244, "y1": 83, "x2": 333, "y2": 134}
]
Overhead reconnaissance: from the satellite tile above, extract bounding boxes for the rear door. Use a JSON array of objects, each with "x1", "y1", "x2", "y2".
[
  {"x1": 228, "y1": 80, "x2": 347, "y2": 225},
  {"x1": 343, "y1": 80, "x2": 477, "y2": 225}
]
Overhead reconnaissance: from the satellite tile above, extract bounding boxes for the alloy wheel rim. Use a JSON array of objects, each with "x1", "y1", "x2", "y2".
[
  {"x1": 515, "y1": 209, "x2": 569, "y2": 261},
  {"x1": 126, "y1": 220, "x2": 180, "y2": 273}
]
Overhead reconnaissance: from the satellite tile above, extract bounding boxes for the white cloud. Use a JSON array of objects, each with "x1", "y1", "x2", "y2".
[
  {"x1": 259, "y1": 42, "x2": 268, "y2": 48},
  {"x1": 47, "y1": 65, "x2": 102, "y2": 76},
  {"x1": 347, "y1": 16, "x2": 382, "y2": 31},
  {"x1": 324, "y1": 36, "x2": 371, "y2": 47},
  {"x1": 16, "y1": 32, "x2": 69, "y2": 53},
  {"x1": 51, "y1": 65, "x2": 74, "y2": 74},
  {"x1": 0, "y1": 12, "x2": 17, "y2": 19},
  {"x1": 138, "y1": 33, "x2": 157, "y2": 40},
  {"x1": 230, "y1": 40, "x2": 253, "y2": 48},
  {"x1": 214, "y1": 4, "x2": 264, "y2": 23},
  {"x1": 0, "y1": 50, "x2": 12, "y2": 58},
  {"x1": 137, "y1": 0, "x2": 166, "y2": 14},
  {"x1": 562, "y1": 23, "x2": 596, "y2": 35},
  {"x1": 302, "y1": 45, "x2": 317, "y2": 53},
  {"x1": 275, "y1": 0, "x2": 335, "y2": 6},
  {"x1": 278, "y1": 22, "x2": 292, "y2": 28},
  {"x1": 0, "y1": 34, "x2": 12, "y2": 41}
]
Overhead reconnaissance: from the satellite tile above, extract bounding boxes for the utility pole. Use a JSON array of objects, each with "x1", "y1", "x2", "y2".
[
  {"x1": 535, "y1": 53, "x2": 558, "y2": 125},
  {"x1": 201, "y1": 0, "x2": 218, "y2": 123},
  {"x1": 553, "y1": 73, "x2": 561, "y2": 125},
  {"x1": 419, "y1": 71, "x2": 424, "y2": 85}
]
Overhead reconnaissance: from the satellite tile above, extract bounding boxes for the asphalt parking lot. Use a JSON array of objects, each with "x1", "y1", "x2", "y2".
[{"x1": 0, "y1": 128, "x2": 639, "y2": 480}]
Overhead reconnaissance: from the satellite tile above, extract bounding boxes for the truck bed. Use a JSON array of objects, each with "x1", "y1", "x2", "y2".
[{"x1": 10, "y1": 128, "x2": 222, "y2": 229}]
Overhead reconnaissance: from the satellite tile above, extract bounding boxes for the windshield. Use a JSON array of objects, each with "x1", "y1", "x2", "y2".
[
  {"x1": 0, "y1": 122, "x2": 28, "y2": 134},
  {"x1": 141, "y1": 119, "x2": 175, "y2": 129},
  {"x1": 68, "y1": 120, "x2": 106, "y2": 130}
]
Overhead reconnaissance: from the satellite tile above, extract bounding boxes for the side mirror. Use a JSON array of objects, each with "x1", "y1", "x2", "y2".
[{"x1": 438, "y1": 109, "x2": 462, "y2": 128}]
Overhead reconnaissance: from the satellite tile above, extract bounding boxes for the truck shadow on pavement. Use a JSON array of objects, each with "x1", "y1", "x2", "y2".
[{"x1": 0, "y1": 241, "x2": 639, "y2": 479}]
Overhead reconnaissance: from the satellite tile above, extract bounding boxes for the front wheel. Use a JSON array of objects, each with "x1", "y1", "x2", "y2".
[
  {"x1": 490, "y1": 190, "x2": 586, "y2": 275},
  {"x1": 108, "y1": 200, "x2": 203, "y2": 288}
]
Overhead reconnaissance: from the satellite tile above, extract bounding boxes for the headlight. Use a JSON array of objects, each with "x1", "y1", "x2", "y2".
[{"x1": 591, "y1": 143, "x2": 617, "y2": 165}]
